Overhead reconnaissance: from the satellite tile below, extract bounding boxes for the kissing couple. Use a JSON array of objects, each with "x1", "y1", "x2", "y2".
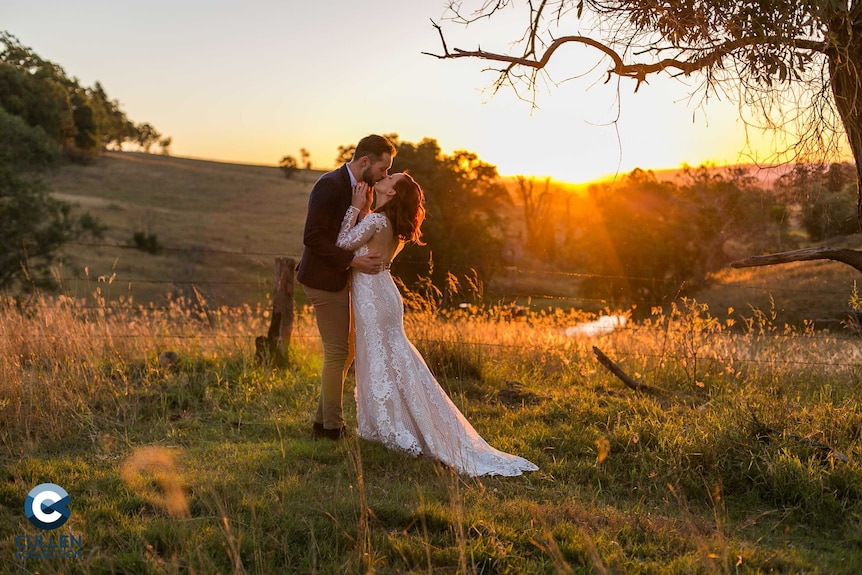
[{"x1": 296, "y1": 134, "x2": 537, "y2": 477}]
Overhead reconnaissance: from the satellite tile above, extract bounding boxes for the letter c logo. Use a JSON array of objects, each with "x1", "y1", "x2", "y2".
[{"x1": 25, "y1": 483, "x2": 71, "y2": 530}]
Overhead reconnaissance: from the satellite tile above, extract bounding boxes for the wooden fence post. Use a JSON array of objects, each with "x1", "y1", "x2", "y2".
[{"x1": 255, "y1": 257, "x2": 294, "y2": 367}]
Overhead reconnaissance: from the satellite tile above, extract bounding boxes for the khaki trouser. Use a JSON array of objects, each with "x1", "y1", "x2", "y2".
[{"x1": 301, "y1": 282, "x2": 354, "y2": 429}]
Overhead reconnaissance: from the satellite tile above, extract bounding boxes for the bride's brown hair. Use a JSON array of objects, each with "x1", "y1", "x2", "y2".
[{"x1": 375, "y1": 172, "x2": 425, "y2": 245}]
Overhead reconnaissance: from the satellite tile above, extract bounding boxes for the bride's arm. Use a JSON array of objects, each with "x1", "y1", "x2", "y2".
[
  {"x1": 336, "y1": 209, "x2": 386, "y2": 251},
  {"x1": 337, "y1": 205, "x2": 361, "y2": 241},
  {"x1": 336, "y1": 182, "x2": 375, "y2": 249}
]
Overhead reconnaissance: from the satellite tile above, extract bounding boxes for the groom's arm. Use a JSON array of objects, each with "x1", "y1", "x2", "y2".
[{"x1": 302, "y1": 177, "x2": 355, "y2": 270}]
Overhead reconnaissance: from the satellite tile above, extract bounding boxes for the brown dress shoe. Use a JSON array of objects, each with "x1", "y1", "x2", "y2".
[{"x1": 312, "y1": 423, "x2": 347, "y2": 440}]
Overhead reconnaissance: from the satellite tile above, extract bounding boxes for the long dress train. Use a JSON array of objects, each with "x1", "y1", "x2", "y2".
[{"x1": 336, "y1": 207, "x2": 538, "y2": 477}]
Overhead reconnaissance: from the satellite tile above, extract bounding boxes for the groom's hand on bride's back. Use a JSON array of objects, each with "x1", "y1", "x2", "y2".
[{"x1": 350, "y1": 253, "x2": 384, "y2": 274}]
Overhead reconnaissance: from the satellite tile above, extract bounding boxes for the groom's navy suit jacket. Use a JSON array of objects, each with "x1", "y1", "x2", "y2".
[{"x1": 296, "y1": 164, "x2": 356, "y2": 291}]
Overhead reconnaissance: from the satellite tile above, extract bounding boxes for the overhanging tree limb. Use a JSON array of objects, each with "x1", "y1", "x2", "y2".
[
  {"x1": 731, "y1": 247, "x2": 862, "y2": 273},
  {"x1": 425, "y1": 20, "x2": 828, "y2": 91},
  {"x1": 425, "y1": 1, "x2": 862, "y2": 289}
]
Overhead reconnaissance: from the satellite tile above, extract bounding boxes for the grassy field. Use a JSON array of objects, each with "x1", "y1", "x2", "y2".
[
  {"x1": 2, "y1": 295, "x2": 862, "y2": 573},
  {"x1": 46, "y1": 151, "x2": 320, "y2": 307},
  {"x1": 2, "y1": 152, "x2": 862, "y2": 573}
]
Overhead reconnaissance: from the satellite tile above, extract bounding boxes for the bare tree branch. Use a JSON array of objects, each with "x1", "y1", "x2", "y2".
[
  {"x1": 747, "y1": 405, "x2": 849, "y2": 463},
  {"x1": 425, "y1": 29, "x2": 828, "y2": 91},
  {"x1": 446, "y1": 0, "x2": 511, "y2": 25},
  {"x1": 428, "y1": 20, "x2": 452, "y2": 57},
  {"x1": 731, "y1": 247, "x2": 862, "y2": 274},
  {"x1": 592, "y1": 346, "x2": 662, "y2": 394}
]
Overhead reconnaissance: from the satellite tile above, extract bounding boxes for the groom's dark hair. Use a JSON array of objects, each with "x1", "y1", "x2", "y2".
[{"x1": 353, "y1": 134, "x2": 396, "y2": 163}]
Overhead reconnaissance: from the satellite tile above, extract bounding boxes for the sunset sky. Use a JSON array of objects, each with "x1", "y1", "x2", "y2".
[{"x1": 5, "y1": 0, "x2": 780, "y2": 183}]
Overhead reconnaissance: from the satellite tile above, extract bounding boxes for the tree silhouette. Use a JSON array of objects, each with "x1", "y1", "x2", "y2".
[
  {"x1": 279, "y1": 155, "x2": 298, "y2": 179},
  {"x1": 335, "y1": 144, "x2": 355, "y2": 166},
  {"x1": 426, "y1": 1, "x2": 862, "y2": 274},
  {"x1": 514, "y1": 175, "x2": 557, "y2": 261}
]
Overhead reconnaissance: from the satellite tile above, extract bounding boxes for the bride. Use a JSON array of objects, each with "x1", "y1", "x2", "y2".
[{"x1": 336, "y1": 173, "x2": 538, "y2": 477}]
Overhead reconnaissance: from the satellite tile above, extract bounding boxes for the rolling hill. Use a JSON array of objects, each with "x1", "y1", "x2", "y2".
[{"x1": 47, "y1": 151, "x2": 317, "y2": 307}]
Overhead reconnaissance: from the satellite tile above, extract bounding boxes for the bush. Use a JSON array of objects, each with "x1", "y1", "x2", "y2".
[
  {"x1": 801, "y1": 185, "x2": 859, "y2": 240},
  {"x1": 131, "y1": 231, "x2": 164, "y2": 255},
  {"x1": 0, "y1": 106, "x2": 59, "y2": 171}
]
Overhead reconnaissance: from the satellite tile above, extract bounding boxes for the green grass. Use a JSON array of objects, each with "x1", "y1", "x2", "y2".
[{"x1": 2, "y1": 296, "x2": 862, "y2": 574}]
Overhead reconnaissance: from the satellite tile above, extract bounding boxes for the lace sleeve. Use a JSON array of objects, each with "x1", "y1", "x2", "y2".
[{"x1": 336, "y1": 209, "x2": 388, "y2": 251}]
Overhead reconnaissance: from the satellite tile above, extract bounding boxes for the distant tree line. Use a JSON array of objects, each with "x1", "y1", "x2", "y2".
[
  {"x1": 388, "y1": 136, "x2": 509, "y2": 305},
  {"x1": 316, "y1": 136, "x2": 857, "y2": 311},
  {"x1": 515, "y1": 162, "x2": 858, "y2": 311},
  {"x1": 0, "y1": 31, "x2": 169, "y2": 292},
  {"x1": 0, "y1": 31, "x2": 171, "y2": 163}
]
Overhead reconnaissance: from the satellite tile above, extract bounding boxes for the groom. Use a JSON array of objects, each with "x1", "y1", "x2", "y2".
[{"x1": 296, "y1": 134, "x2": 397, "y2": 440}]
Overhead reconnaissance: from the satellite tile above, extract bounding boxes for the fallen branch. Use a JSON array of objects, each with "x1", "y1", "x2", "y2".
[
  {"x1": 747, "y1": 406, "x2": 849, "y2": 463},
  {"x1": 592, "y1": 346, "x2": 662, "y2": 394},
  {"x1": 731, "y1": 247, "x2": 862, "y2": 274}
]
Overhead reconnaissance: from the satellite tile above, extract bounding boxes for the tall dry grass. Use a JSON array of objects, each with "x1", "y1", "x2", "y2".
[{"x1": 0, "y1": 287, "x2": 320, "y2": 450}]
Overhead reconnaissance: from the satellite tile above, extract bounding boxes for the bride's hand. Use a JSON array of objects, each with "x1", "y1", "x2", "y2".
[{"x1": 352, "y1": 182, "x2": 371, "y2": 210}]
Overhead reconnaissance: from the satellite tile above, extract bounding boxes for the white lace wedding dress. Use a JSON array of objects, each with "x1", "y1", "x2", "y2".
[{"x1": 337, "y1": 206, "x2": 538, "y2": 477}]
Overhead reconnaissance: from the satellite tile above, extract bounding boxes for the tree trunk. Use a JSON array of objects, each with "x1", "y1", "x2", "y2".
[
  {"x1": 735, "y1": 10, "x2": 862, "y2": 277},
  {"x1": 828, "y1": 4, "x2": 862, "y2": 232}
]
